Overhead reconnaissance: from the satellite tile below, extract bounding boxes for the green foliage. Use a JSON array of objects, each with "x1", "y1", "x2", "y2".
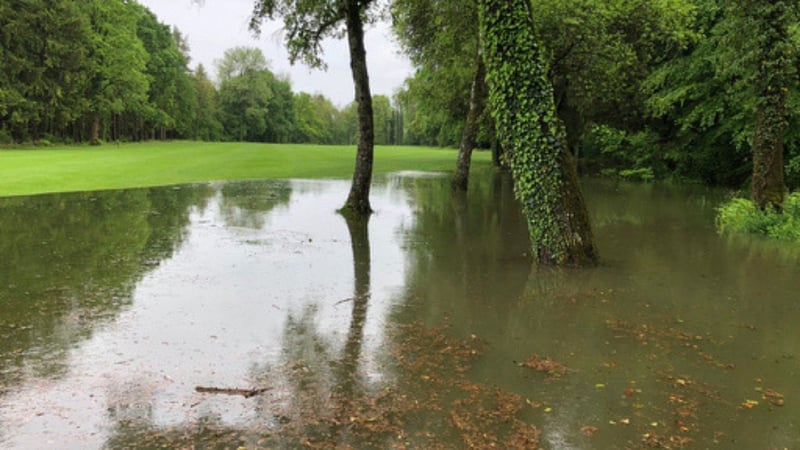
[
  {"x1": 584, "y1": 124, "x2": 661, "y2": 179},
  {"x1": 717, "y1": 193, "x2": 800, "y2": 242},
  {"x1": 534, "y1": 0, "x2": 696, "y2": 143},
  {"x1": 645, "y1": 0, "x2": 800, "y2": 190},
  {"x1": 391, "y1": 0, "x2": 481, "y2": 147},
  {"x1": 0, "y1": 0, "x2": 201, "y2": 143},
  {"x1": 215, "y1": 47, "x2": 293, "y2": 142}
]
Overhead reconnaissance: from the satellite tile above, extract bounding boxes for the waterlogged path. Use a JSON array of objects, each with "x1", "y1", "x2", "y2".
[{"x1": 0, "y1": 172, "x2": 798, "y2": 448}]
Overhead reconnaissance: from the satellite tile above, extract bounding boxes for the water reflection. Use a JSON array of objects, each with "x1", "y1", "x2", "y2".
[
  {"x1": 1, "y1": 173, "x2": 799, "y2": 448},
  {"x1": 219, "y1": 180, "x2": 292, "y2": 229},
  {"x1": 0, "y1": 187, "x2": 211, "y2": 392}
]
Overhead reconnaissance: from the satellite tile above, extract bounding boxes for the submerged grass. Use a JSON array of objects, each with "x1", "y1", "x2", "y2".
[
  {"x1": 0, "y1": 141, "x2": 491, "y2": 197},
  {"x1": 716, "y1": 192, "x2": 800, "y2": 242}
]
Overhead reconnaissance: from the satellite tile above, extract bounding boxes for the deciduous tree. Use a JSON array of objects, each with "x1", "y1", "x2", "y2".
[
  {"x1": 478, "y1": 0, "x2": 597, "y2": 266},
  {"x1": 251, "y1": 0, "x2": 378, "y2": 215}
]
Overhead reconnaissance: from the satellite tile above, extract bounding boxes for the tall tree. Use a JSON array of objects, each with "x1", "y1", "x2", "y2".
[
  {"x1": 250, "y1": 0, "x2": 377, "y2": 215},
  {"x1": 392, "y1": 0, "x2": 482, "y2": 151},
  {"x1": 132, "y1": 4, "x2": 197, "y2": 140},
  {"x1": 735, "y1": 0, "x2": 795, "y2": 210},
  {"x1": 215, "y1": 47, "x2": 274, "y2": 141},
  {"x1": 80, "y1": 0, "x2": 149, "y2": 144},
  {"x1": 391, "y1": 0, "x2": 486, "y2": 189},
  {"x1": 191, "y1": 64, "x2": 223, "y2": 141},
  {"x1": 452, "y1": 54, "x2": 486, "y2": 191},
  {"x1": 478, "y1": 0, "x2": 597, "y2": 266}
]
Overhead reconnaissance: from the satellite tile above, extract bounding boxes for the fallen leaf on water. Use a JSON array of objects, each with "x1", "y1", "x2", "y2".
[
  {"x1": 520, "y1": 353, "x2": 568, "y2": 377},
  {"x1": 624, "y1": 387, "x2": 635, "y2": 397},
  {"x1": 580, "y1": 426, "x2": 599, "y2": 436},
  {"x1": 762, "y1": 389, "x2": 785, "y2": 406},
  {"x1": 740, "y1": 399, "x2": 759, "y2": 409}
]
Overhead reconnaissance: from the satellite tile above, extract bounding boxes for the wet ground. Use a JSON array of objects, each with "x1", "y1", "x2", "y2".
[{"x1": 0, "y1": 170, "x2": 798, "y2": 448}]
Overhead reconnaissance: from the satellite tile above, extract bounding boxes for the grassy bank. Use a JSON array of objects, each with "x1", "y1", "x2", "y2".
[{"x1": 0, "y1": 142, "x2": 491, "y2": 197}]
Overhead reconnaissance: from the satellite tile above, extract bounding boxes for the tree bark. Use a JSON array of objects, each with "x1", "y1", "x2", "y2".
[
  {"x1": 478, "y1": 0, "x2": 597, "y2": 266},
  {"x1": 753, "y1": 101, "x2": 786, "y2": 211},
  {"x1": 341, "y1": 0, "x2": 375, "y2": 216},
  {"x1": 452, "y1": 53, "x2": 487, "y2": 191},
  {"x1": 750, "y1": 2, "x2": 789, "y2": 211},
  {"x1": 90, "y1": 113, "x2": 101, "y2": 145}
]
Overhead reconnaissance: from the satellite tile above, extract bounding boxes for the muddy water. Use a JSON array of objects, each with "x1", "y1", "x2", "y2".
[{"x1": 0, "y1": 171, "x2": 798, "y2": 448}]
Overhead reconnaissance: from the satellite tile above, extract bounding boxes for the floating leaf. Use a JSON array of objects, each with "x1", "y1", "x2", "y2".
[
  {"x1": 741, "y1": 399, "x2": 759, "y2": 409},
  {"x1": 762, "y1": 389, "x2": 785, "y2": 406}
]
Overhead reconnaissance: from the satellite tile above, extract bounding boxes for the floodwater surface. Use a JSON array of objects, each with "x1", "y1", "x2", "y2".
[{"x1": 0, "y1": 170, "x2": 798, "y2": 449}]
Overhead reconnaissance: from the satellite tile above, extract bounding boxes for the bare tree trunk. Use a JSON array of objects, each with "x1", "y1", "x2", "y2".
[
  {"x1": 452, "y1": 53, "x2": 487, "y2": 192},
  {"x1": 341, "y1": 0, "x2": 375, "y2": 216}
]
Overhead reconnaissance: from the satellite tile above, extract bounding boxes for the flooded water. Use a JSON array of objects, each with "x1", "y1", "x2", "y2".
[{"x1": 1, "y1": 170, "x2": 798, "y2": 449}]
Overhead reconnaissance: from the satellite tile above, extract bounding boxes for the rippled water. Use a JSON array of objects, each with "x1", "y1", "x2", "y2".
[{"x1": 1, "y1": 171, "x2": 798, "y2": 448}]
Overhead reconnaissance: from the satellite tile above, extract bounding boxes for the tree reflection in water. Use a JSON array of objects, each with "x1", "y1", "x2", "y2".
[{"x1": 101, "y1": 174, "x2": 540, "y2": 449}]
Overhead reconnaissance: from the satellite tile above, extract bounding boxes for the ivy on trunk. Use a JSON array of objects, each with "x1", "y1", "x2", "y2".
[{"x1": 477, "y1": 0, "x2": 597, "y2": 266}]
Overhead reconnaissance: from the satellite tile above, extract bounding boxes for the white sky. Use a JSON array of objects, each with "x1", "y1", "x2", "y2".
[{"x1": 137, "y1": 0, "x2": 413, "y2": 107}]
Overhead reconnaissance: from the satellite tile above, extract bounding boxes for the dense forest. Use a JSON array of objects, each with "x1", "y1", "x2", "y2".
[
  {"x1": 0, "y1": 0, "x2": 402, "y2": 146},
  {"x1": 2, "y1": 0, "x2": 800, "y2": 192}
]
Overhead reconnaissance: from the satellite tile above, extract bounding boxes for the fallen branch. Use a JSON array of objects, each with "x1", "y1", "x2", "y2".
[{"x1": 194, "y1": 386, "x2": 272, "y2": 398}]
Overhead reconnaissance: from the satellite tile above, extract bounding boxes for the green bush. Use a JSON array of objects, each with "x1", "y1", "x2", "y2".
[{"x1": 717, "y1": 192, "x2": 800, "y2": 242}]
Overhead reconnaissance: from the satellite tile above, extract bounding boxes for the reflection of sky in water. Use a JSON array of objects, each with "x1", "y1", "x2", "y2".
[
  {"x1": 2, "y1": 174, "x2": 800, "y2": 449},
  {"x1": 0, "y1": 177, "x2": 415, "y2": 449}
]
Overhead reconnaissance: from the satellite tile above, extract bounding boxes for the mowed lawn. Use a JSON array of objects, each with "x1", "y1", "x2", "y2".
[{"x1": 0, "y1": 141, "x2": 492, "y2": 197}]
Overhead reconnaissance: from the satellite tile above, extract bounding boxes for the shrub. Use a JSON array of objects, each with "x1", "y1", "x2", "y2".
[{"x1": 717, "y1": 192, "x2": 800, "y2": 242}]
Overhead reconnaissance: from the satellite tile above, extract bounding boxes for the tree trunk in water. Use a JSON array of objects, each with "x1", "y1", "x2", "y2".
[
  {"x1": 478, "y1": 0, "x2": 597, "y2": 266},
  {"x1": 750, "y1": 2, "x2": 789, "y2": 211},
  {"x1": 341, "y1": 0, "x2": 375, "y2": 216},
  {"x1": 752, "y1": 101, "x2": 786, "y2": 211},
  {"x1": 452, "y1": 53, "x2": 487, "y2": 191},
  {"x1": 489, "y1": 119, "x2": 505, "y2": 168}
]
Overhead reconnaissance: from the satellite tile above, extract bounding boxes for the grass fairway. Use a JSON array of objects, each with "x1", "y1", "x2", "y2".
[{"x1": 0, "y1": 141, "x2": 492, "y2": 197}]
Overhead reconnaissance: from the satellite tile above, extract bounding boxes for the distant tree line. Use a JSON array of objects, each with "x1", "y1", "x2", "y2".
[{"x1": 0, "y1": 0, "x2": 403, "y2": 146}]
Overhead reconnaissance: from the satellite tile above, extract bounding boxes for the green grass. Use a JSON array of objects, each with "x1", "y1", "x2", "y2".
[{"x1": 0, "y1": 141, "x2": 491, "y2": 197}]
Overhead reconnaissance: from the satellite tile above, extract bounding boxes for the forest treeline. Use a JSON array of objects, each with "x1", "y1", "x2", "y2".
[
  {"x1": 0, "y1": 0, "x2": 402, "y2": 147},
  {"x1": 3, "y1": 0, "x2": 800, "y2": 191}
]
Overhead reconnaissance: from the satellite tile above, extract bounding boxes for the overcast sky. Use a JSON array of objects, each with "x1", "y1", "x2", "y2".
[{"x1": 137, "y1": 0, "x2": 414, "y2": 107}]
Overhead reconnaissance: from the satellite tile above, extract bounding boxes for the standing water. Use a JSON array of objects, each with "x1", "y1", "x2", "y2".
[{"x1": 0, "y1": 170, "x2": 797, "y2": 448}]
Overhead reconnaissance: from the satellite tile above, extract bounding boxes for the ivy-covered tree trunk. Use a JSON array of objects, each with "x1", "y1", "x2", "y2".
[
  {"x1": 750, "y1": 1, "x2": 790, "y2": 211},
  {"x1": 342, "y1": 0, "x2": 375, "y2": 215},
  {"x1": 478, "y1": 0, "x2": 597, "y2": 266},
  {"x1": 452, "y1": 53, "x2": 487, "y2": 191}
]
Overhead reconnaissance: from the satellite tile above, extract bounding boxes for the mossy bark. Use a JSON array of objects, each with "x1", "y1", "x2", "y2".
[
  {"x1": 753, "y1": 101, "x2": 786, "y2": 211},
  {"x1": 478, "y1": 0, "x2": 597, "y2": 266},
  {"x1": 751, "y1": 2, "x2": 790, "y2": 211}
]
